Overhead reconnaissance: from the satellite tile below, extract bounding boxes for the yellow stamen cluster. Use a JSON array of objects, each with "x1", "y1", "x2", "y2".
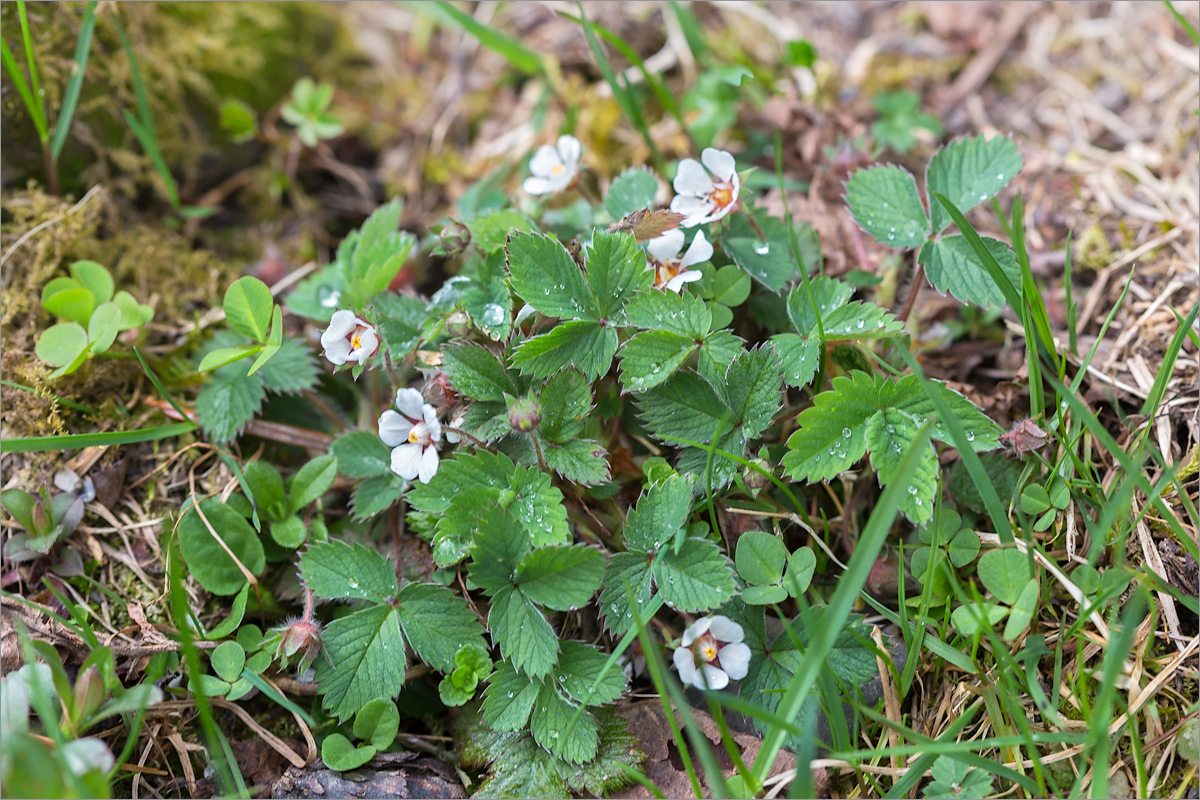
[
  {"x1": 408, "y1": 430, "x2": 420, "y2": 444},
  {"x1": 710, "y1": 185, "x2": 734, "y2": 209},
  {"x1": 351, "y1": 333, "x2": 363, "y2": 350}
]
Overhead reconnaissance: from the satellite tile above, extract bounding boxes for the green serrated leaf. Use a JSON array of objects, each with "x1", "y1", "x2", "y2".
[
  {"x1": 469, "y1": 505, "x2": 533, "y2": 594},
  {"x1": 396, "y1": 582, "x2": 486, "y2": 673},
  {"x1": 540, "y1": 369, "x2": 591, "y2": 443},
  {"x1": 636, "y1": 371, "x2": 732, "y2": 444},
  {"x1": 781, "y1": 372, "x2": 877, "y2": 483},
  {"x1": 584, "y1": 230, "x2": 652, "y2": 320},
  {"x1": 623, "y1": 474, "x2": 694, "y2": 553},
  {"x1": 721, "y1": 213, "x2": 804, "y2": 290},
  {"x1": 301, "y1": 540, "x2": 398, "y2": 603},
  {"x1": 845, "y1": 164, "x2": 930, "y2": 248},
  {"x1": 604, "y1": 167, "x2": 659, "y2": 220},
  {"x1": 223, "y1": 277, "x2": 274, "y2": 342},
  {"x1": 332, "y1": 431, "x2": 392, "y2": 479},
  {"x1": 482, "y1": 661, "x2": 542, "y2": 731},
  {"x1": 468, "y1": 210, "x2": 538, "y2": 254},
  {"x1": 255, "y1": 336, "x2": 318, "y2": 394},
  {"x1": 721, "y1": 345, "x2": 782, "y2": 441},
  {"x1": 351, "y1": 474, "x2": 406, "y2": 519},
  {"x1": 619, "y1": 330, "x2": 699, "y2": 392},
  {"x1": 786, "y1": 276, "x2": 854, "y2": 334},
  {"x1": 443, "y1": 342, "x2": 516, "y2": 402},
  {"x1": 735, "y1": 530, "x2": 788, "y2": 586},
  {"x1": 821, "y1": 301, "x2": 905, "y2": 342},
  {"x1": 488, "y1": 585, "x2": 558, "y2": 678},
  {"x1": 926, "y1": 135, "x2": 1023, "y2": 235},
  {"x1": 865, "y1": 408, "x2": 939, "y2": 525},
  {"x1": 196, "y1": 367, "x2": 266, "y2": 444},
  {"x1": 516, "y1": 545, "x2": 606, "y2": 610},
  {"x1": 555, "y1": 641, "x2": 627, "y2": 706},
  {"x1": 512, "y1": 321, "x2": 618, "y2": 381},
  {"x1": 530, "y1": 681, "x2": 600, "y2": 764},
  {"x1": 919, "y1": 234, "x2": 1021, "y2": 310},
  {"x1": 771, "y1": 333, "x2": 821, "y2": 388},
  {"x1": 653, "y1": 537, "x2": 736, "y2": 612},
  {"x1": 177, "y1": 498, "x2": 265, "y2": 596},
  {"x1": 624, "y1": 290, "x2": 711, "y2": 337},
  {"x1": 318, "y1": 605, "x2": 406, "y2": 722},
  {"x1": 542, "y1": 439, "x2": 610, "y2": 485},
  {"x1": 373, "y1": 292, "x2": 426, "y2": 361},
  {"x1": 506, "y1": 232, "x2": 598, "y2": 320},
  {"x1": 598, "y1": 552, "x2": 655, "y2": 638},
  {"x1": 462, "y1": 276, "x2": 512, "y2": 340}
]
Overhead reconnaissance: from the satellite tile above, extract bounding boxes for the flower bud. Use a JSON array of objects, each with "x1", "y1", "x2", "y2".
[
  {"x1": 72, "y1": 666, "x2": 106, "y2": 721},
  {"x1": 999, "y1": 418, "x2": 1049, "y2": 456},
  {"x1": 438, "y1": 220, "x2": 471, "y2": 257},
  {"x1": 506, "y1": 395, "x2": 541, "y2": 433},
  {"x1": 265, "y1": 618, "x2": 323, "y2": 673},
  {"x1": 742, "y1": 456, "x2": 773, "y2": 496}
]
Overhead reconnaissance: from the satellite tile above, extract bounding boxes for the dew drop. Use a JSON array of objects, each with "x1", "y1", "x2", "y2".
[
  {"x1": 754, "y1": 242, "x2": 771, "y2": 255},
  {"x1": 842, "y1": 427, "x2": 852, "y2": 438},
  {"x1": 966, "y1": 432, "x2": 975, "y2": 441}
]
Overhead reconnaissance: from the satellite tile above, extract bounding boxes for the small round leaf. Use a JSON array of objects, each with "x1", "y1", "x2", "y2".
[
  {"x1": 270, "y1": 516, "x2": 308, "y2": 549},
  {"x1": 735, "y1": 531, "x2": 788, "y2": 586},
  {"x1": 87, "y1": 302, "x2": 121, "y2": 354},
  {"x1": 321, "y1": 733, "x2": 375, "y2": 772},
  {"x1": 352, "y1": 698, "x2": 400, "y2": 750},
  {"x1": 977, "y1": 549, "x2": 1032, "y2": 605},
  {"x1": 741, "y1": 584, "x2": 788, "y2": 605},
  {"x1": 210, "y1": 641, "x2": 246, "y2": 683},
  {"x1": 783, "y1": 547, "x2": 817, "y2": 597},
  {"x1": 69, "y1": 260, "x2": 114, "y2": 305},
  {"x1": 176, "y1": 498, "x2": 266, "y2": 596},
  {"x1": 35, "y1": 323, "x2": 89, "y2": 368}
]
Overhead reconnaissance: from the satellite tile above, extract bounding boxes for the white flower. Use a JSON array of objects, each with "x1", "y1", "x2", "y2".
[
  {"x1": 320, "y1": 310, "x2": 379, "y2": 366},
  {"x1": 671, "y1": 615, "x2": 751, "y2": 691},
  {"x1": 523, "y1": 135, "x2": 582, "y2": 195},
  {"x1": 444, "y1": 411, "x2": 467, "y2": 444},
  {"x1": 379, "y1": 388, "x2": 443, "y2": 484},
  {"x1": 670, "y1": 148, "x2": 741, "y2": 228},
  {"x1": 646, "y1": 229, "x2": 712, "y2": 293}
]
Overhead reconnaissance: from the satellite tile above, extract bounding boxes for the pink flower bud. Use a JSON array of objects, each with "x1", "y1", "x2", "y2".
[{"x1": 999, "y1": 419, "x2": 1049, "y2": 456}]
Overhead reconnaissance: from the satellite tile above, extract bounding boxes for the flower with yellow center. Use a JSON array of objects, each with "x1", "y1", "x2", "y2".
[
  {"x1": 523, "y1": 134, "x2": 582, "y2": 195},
  {"x1": 672, "y1": 615, "x2": 751, "y2": 691},
  {"x1": 379, "y1": 388, "x2": 443, "y2": 484},
  {"x1": 645, "y1": 229, "x2": 712, "y2": 293},
  {"x1": 320, "y1": 309, "x2": 379, "y2": 366},
  {"x1": 670, "y1": 148, "x2": 741, "y2": 228}
]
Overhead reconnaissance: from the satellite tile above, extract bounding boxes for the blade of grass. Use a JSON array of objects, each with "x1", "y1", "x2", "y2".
[
  {"x1": 1064, "y1": 232, "x2": 1077, "y2": 354},
  {"x1": 576, "y1": 2, "x2": 667, "y2": 175},
  {"x1": 409, "y1": 1, "x2": 546, "y2": 76},
  {"x1": 49, "y1": 0, "x2": 97, "y2": 162},
  {"x1": 16, "y1": 1, "x2": 49, "y2": 141},
  {"x1": 1140, "y1": 303, "x2": 1198, "y2": 416},
  {"x1": 751, "y1": 420, "x2": 934, "y2": 785},
  {"x1": 0, "y1": 421, "x2": 196, "y2": 453},
  {"x1": 1165, "y1": 0, "x2": 1200, "y2": 44},
  {"x1": 1, "y1": 36, "x2": 48, "y2": 141}
]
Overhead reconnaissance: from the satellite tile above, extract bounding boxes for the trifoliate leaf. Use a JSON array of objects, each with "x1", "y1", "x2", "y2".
[
  {"x1": 696, "y1": 330, "x2": 744, "y2": 387},
  {"x1": 482, "y1": 661, "x2": 541, "y2": 731},
  {"x1": 624, "y1": 290, "x2": 711, "y2": 338},
  {"x1": 584, "y1": 231, "x2": 652, "y2": 321},
  {"x1": 530, "y1": 682, "x2": 599, "y2": 764},
  {"x1": 195, "y1": 368, "x2": 266, "y2": 444},
  {"x1": 395, "y1": 583, "x2": 487, "y2": 673},
  {"x1": 865, "y1": 408, "x2": 938, "y2": 524},
  {"x1": 506, "y1": 232, "x2": 598, "y2": 321},
  {"x1": 317, "y1": 605, "x2": 406, "y2": 721},
  {"x1": 488, "y1": 585, "x2": 558, "y2": 679},
  {"x1": 781, "y1": 371, "x2": 886, "y2": 483},
  {"x1": 515, "y1": 545, "x2": 606, "y2": 611},
  {"x1": 469, "y1": 504, "x2": 533, "y2": 594},
  {"x1": 924, "y1": 755, "x2": 995, "y2": 799},
  {"x1": 598, "y1": 553, "x2": 655, "y2": 638},
  {"x1": 845, "y1": 164, "x2": 930, "y2": 249},
  {"x1": 442, "y1": 342, "x2": 517, "y2": 401},
  {"x1": 636, "y1": 371, "x2": 733, "y2": 444},
  {"x1": 541, "y1": 439, "x2": 610, "y2": 485},
  {"x1": 926, "y1": 135, "x2": 1022, "y2": 235},
  {"x1": 554, "y1": 641, "x2": 627, "y2": 707},
  {"x1": 653, "y1": 537, "x2": 736, "y2": 612},
  {"x1": 511, "y1": 321, "x2": 618, "y2": 381},
  {"x1": 177, "y1": 498, "x2": 265, "y2": 596},
  {"x1": 977, "y1": 549, "x2": 1033, "y2": 605},
  {"x1": 350, "y1": 474, "x2": 406, "y2": 520},
  {"x1": 623, "y1": 474, "x2": 694, "y2": 553},
  {"x1": 301, "y1": 540, "x2": 398, "y2": 604},
  {"x1": 919, "y1": 235, "x2": 1021, "y2": 310},
  {"x1": 331, "y1": 431, "x2": 392, "y2": 479},
  {"x1": 604, "y1": 167, "x2": 659, "y2": 220},
  {"x1": 619, "y1": 331, "x2": 699, "y2": 392},
  {"x1": 539, "y1": 369, "x2": 591, "y2": 443},
  {"x1": 695, "y1": 264, "x2": 752, "y2": 308},
  {"x1": 887, "y1": 376, "x2": 1003, "y2": 451}
]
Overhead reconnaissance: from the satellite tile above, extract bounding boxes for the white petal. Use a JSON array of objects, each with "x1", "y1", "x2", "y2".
[
  {"x1": 417, "y1": 446, "x2": 439, "y2": 484},
  {"x1": 444, "y1": 415, "x2": 465, "y2": 444},
  {"x1": 395, "y1": 388, "x2": 425, "y2": 420},
  {"x1": 358, "y1": 328, "x2": 380, "y2": 358},
  {"x1": 673, "y1": 158, "x2": 713, "y2": 196},
  {"x1": 681, "y1": 616, "x2": 714, "y2": 647},
  {"x1": 701, "y1": 148, "x2": 737, "y2": 182},
  {"x1": 673, "y1": 647, "x2": 697, "y2": 686},
  {"x1": 669, "y1": 195, "x2": 712, "y2": 228},
  {"x1": 646, "y1": 229, "x2": 685, "y2": 262},
  {"x1": 664, "y1": 270, "x2": 703, "y2": 293},
  {"x1": 378, "y1": 410, "x2": 413, "y2": 447},
  {"x1": 556, "y1": 134, "x2": 582, "y2": 167},
  {"x1": 523, "y1": 176, "x2": 552, "y2": 195},
  {"x1": 423, "y1": 404, "x2": 442, "y2": 442},
  {"x1": 325, "y1": 309, "x2": 358, "y2": 339},
  {"x1": 718, "y1": 642, "x2": 751, "y2": 681},
  {"x1": 708, "y1": 615, "x2": 744, "y2": 643},
  {"x1": 322, "y1": 337, "x2": 351, "y2": 365},
  {"x1": 390, "y1": 443, "x2": 423, "y2": 480},
  {"x1": 699, "y1": 663, "x2": 730, "y2": 690},
  {"x1": 528, "y1": 144, "x2": 562, "y2": 178},
  {"x1": 680, "y1": 230, "x2": 714, "y2": 267},
  {"x1": 543, "y1": 171, "x2": 575, "y2": 194}
]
